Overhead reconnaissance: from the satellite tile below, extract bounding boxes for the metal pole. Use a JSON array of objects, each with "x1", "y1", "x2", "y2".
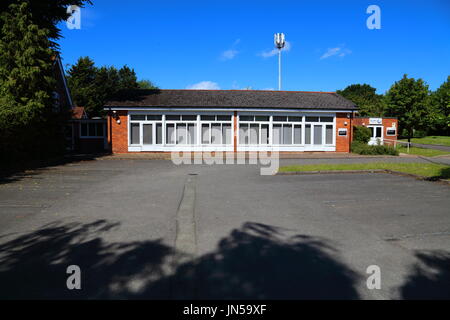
[{"x1": 278, "y1": 49, "x2": 282, "y2": 91}]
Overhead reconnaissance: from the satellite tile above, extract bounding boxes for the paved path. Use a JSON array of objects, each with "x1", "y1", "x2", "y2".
[{"x1": 0, "y1": 160, "x2": 448, "y2": 299}]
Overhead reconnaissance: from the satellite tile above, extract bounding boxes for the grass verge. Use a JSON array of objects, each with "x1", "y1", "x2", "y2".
[
  {"x1": 400, "y1": 136, "x2": 450, "y2": 147},
  {"x1": 397, "y1": 146, "x2": 450, "y2": 157},
  {"x1": 279, "y1": 162, "x2": 450, "y2": 179}
]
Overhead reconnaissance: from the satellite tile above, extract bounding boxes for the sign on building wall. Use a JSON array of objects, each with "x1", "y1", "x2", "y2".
[{"x1": 369, "y1": 118, "x2": 383, "y2": 125}]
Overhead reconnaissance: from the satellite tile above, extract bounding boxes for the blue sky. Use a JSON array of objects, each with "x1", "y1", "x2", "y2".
[{"x1": 58, "y1": 0, "x2": 450, "y2": 93}]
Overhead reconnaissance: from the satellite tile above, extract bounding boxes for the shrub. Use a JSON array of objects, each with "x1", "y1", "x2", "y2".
[
  {"x1": 353, "y1": 126, "x2": 372, "y2": 144},
  {"x1": 351, "y1": 141, "x2": 399, "y2": 156}
]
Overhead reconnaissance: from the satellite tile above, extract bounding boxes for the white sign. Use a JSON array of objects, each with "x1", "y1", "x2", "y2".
[{"x1": 369, "y1": 118, "x2": 382, "y2": 125}]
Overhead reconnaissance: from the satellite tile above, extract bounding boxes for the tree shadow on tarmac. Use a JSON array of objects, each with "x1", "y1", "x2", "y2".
[
  {"x1": 400, "y1": 250, "x2": 450, "y2": 300},
  {"x1": 0, "y1": 221, "x2": 360, "y2": 299}
]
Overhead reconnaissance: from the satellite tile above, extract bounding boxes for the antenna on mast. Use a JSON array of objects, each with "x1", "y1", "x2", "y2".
[{"x1": 274, "y1": 33, "x2": 286, "y2": 91}]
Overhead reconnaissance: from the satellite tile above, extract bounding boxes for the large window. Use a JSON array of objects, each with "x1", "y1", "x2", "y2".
[
  {"x1": 129, "y1": 114, "x2": 232, "y2": 147},
  {"x1": 200, "y1": 115, "x2": 232, "y2": 145},
  {"x1": 165, "y1": 115, "x2": 197, "y2": 145},
  {"x1": 304, "y1": 116, "x2": 334, "y2": 146},
  {"x1": 128, "y1": 113, "x2": 335, "y2": 149},
  {"x1": 130, "y1": 115, "x2": 163, "y2": 145},
  {"x1": 239, "y1": 115, "x2": 270, "y2": 145},
  {"x1": 80, "y1": 122, "x2": 105, "y2": 138},
  {"x1": 239, "y1": 114, "x2": 334, "y2": 146},
  {"x1": 272, "y1": 116, "x2": 302, "y2": 145}
]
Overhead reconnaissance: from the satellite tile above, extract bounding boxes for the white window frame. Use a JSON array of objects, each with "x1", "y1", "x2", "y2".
[
  {"x1": 237, "y1": 112, "x2": 336, "y2": 152},
  {"x1": 128, "y1": 112, "x2": 233, "y2": 152}
]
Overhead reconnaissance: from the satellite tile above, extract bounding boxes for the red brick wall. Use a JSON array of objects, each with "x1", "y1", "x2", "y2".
[
  {"x1": 353, "y1": 117, "x2": 398, "y2": 146},
  {"x1": 382, "y1": 118, "x2": 398, "y2": 146},
  {"x1": 336, "y1": 113, "x2": 352, "y2": 152},
  {"x1": 107, "y1": 111, "x2": 128, "y2": 153}
]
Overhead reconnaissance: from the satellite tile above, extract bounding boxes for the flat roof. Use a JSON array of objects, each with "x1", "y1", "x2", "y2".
[{"x1": 105, "y1": 89, "x2": 358, "y2": 111}]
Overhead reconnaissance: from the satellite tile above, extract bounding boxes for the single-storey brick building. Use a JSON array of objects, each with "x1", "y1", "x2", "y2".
[{"x1": 104, "y1": 89, "x2": 397, "y2": 153}]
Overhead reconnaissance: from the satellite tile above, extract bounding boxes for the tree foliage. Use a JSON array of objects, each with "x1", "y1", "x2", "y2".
[
  {"x1": 0, "y1": 2, "x2": 64, "y2": 163},
  {"x1": 384, "y1": 75, "x2": 431, "y2": 140},
  {"x1": 353, "y1": 126, "x2": 372, "y2": 144},
  {"x1": 137, "y1": 79, "x2": 158, "y2": 90},
  {"x1": 0, "y1": 0, "x2": 92, "y2": 49},
  {"x1": 431, "y1": 76, "x2": 450, "y2": 134},
  {"x1": 67, "y1": 57, "x2": 157, "y2": 116},
  {"x1": 337, "y1": 84, "x2": 384, "y2": 116}
]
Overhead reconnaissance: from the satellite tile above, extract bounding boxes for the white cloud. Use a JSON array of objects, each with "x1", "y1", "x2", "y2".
[
  {"x1": 186, "y1": 81, "x2": 220, "y2": 90},
  {"x1": 259, "y1": 41, "x2": 291, "y2": 58},
  {"x1": 320, "y1": 46, "x2": 352, "y2": 60},
  {"x1": 220, "y1": 39, "x2": 241, "y2": 61},
  {"x1": 221, "y1": 49, "x2": 238, "y2": 61}
]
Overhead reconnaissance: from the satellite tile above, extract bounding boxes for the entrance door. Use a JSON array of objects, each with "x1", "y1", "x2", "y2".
[{"x1": 368, "y1": 125, "x2": 383, "y2": 145}]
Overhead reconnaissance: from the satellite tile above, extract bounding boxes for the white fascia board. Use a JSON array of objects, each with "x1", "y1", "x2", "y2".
[{"x1": 104, "y1": 107, "x2": 354, "y2": 113}]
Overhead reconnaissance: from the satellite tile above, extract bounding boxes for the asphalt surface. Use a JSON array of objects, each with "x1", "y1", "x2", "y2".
[
  {"x1": 410, "y1": 142, "x2": 450, "y2": 152},
  {"x1": 0, "y1": 159, "x2": 449, "y2": 299}
]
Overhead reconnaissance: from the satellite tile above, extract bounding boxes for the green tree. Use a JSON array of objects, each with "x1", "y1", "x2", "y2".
[
  {"x1": 67, "y1": 58, "x2": 154, "y2": 116},
  {"x1": 118, "y1": 65, "x2": 139, "y2": 90},
  {"x1": 66, "y1": 56, "x2": 97, "y2": 113},
  {"x1": 337, "y1": 84, "x2": 384, "y2": 116},
  {"x1": 0, "y1": 0, "x2": 92, "y2": 49},
  {"x1": 0, "y1": 2, "x2": 60, "y2": 163},
  {"x1": 137, "y1": 79, "x2": 158, "y2": 89},
  {"x1": 431, "y1": 76, "x2": 450, "y2": 135},
  {"x1": 385, "y1": 75, "x2": 431, "y2": 142}
]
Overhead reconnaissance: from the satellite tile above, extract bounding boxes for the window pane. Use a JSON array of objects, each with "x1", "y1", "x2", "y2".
[
  {"x1": 240, "y1": 115, "x2": 254, "y2": 122},
  {"x1": 261, "y1": 124, "x2": 269, "y2": 144},
  {"x1": 306, "y1": 116, "x2": 319, "y2": 122},
  {"x1": 387, "y1": 129, "x2": 396, "y2": 136},
  {"x1": 88, "y1": 123, "x2": 96, "y2": 136},
  {"x1": 320, "y1": 117, "x2": 333, "y2": 123},
  {"x1": 147, "y1": 115, "x2": 162, "y2": 121},
  {"x1": 326, "y1": 125, "x2": 333, "y2": 144},
  {"x1": 211, "y1": 124, "x2": 221, "y2": 144},
  {"x1": 283, "y1": 124, "x2": 292, "y2": 144},
  {"x1": 81, "y1": 123, "x2": 88, "y2": 136},
  {"x1": 188, "y1": 124, "x2": 197, "y2": 144},
  {"x1": 289, "y1": 116, "x2": 302, "y2": 122},
  {"x1": 166, "y1": 124, "x2": 175, "y2": 144},
  {"x1": 201, "y1": 115, "x2": 215, "y2": 121},
  {"x1": 217, "y1": 115, "x2": 232, "y2": 121},
  {"x1": 143, "y1": 124, "x2": 153, "y2": 144},
  {"x1": 156, "y1": 123, "x2": 162, "y2": 144},
  {"x1": 369, "y1": 127, "x2": 374, "y2": 137},
  {"x1": 130, "y1": 123, "x2": 140, "y2": 144},
  {"x1": 273, "y1": 124, "x2": 282, "y2": 144},
  {"x1": 273, "y1": 116, "x2": 287, "y2": 122},
  {"x1": 130, "y1": 115, "x2": 145, "y2": 121},
  {"x1": 314, "y1": 125, "x2": 323, "y2": 145},
  {"x1": 305, "y1": 124, "x2": 311, "y2": 144},
  {"x1": 255, "y1": 116, "x2": 269, "y2": 122},
  {"x1": 182, "y1": 115, "x2": 197, "y2": 121},
  {"x1": 294, "y1": 125, "x2": 302, "y2": 144},
  {"x1": 166, "y1": 115, "x2": 180, "y2": 121},
  {"x1": 239, "y1": 124, "x2": 248, "y2": 144},
  {"x1": 249, "y1": 124, "x2": 259, "y2": 144},
  {"x1": 376, "y1": 127, "x2": 382, "y2": 138},
  {"x1": 222, "y1": 124, "x2": 232, "y2": 145},
  {"x1": 202, "y1": 124, "x2": 210, "y2": 144},
  {"x1": 177, "y1": 123, "x2": 187, "y2": 144}
]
